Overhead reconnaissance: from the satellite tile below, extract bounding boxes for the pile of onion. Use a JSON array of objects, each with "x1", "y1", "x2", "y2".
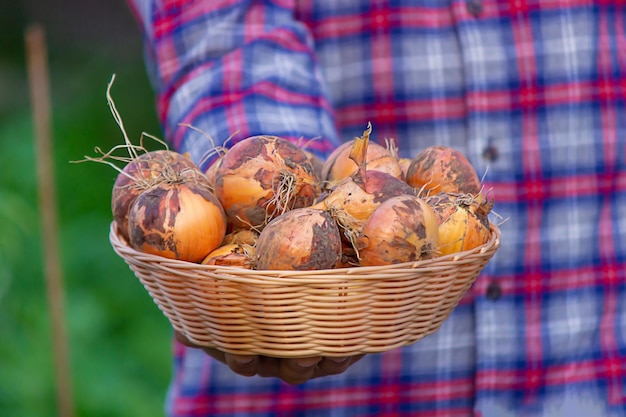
[{"x1": 101, "y1": 120, "x2": 494, "y2": 268}]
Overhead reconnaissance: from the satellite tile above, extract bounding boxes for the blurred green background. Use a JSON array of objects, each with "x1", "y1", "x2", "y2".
[{"x1": 1, "y1": 1, "x2": 173, "y2": 416}]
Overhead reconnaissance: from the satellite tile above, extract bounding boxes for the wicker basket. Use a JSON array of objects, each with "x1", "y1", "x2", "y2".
[{"x1": 110, "y1": 222, "x2": 501, "y2": 358}]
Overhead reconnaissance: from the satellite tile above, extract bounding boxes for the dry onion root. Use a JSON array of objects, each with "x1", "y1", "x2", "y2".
[
  {"x1": 90, "y1": 78, "x2": 496, "y2": 269},
  {"x1": 356, "y1": 195, "x2": 439, "y2": 266},
  {"x1": 214, "y1": 135, "x2": 319, "y2": 231},
  {"x1": 426, "y1": 192, "x2": 493, "y2": 256},
  {"x1": 255, "y1": 207, "x2": 342, "y2": 270}
]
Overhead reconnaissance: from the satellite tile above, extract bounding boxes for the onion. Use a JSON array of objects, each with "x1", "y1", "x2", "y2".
[
  {"x1": 356, "y1": 195, "x2": 439, "y2": 266},
  {"x1": 426, "y1": 193, "x2": 492, "y2": 255},
  {"x1": 201, "y1": 242, "x2": 255, "y2": 268},
  {"x1": 221, "y1": 229, "x2": 259, "y2": 246},
  {"x1": 255, "y1": 208, "x2": 342, "y2": 270},
  {"x1": 214, "y1": 135, "x2": 319, "y2": 231},
  {"x1": 405, "y1": 146, "x2": 482, "y2": 196},
  {"x1": 111, "y1": 150, "x2": 199, "y2": 241},
  {"x1": 321, "y1": 138, "x2": 403, "y2": 189},
  {"x1": 127, "y1": 173, "x2": 227, "y2": 262},
  {"x1": 312, "y1": 124, "x2": 415, "y2": 247}
]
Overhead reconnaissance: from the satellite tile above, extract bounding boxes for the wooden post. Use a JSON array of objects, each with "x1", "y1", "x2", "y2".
[{"x1": 25, "y1": 24, "x2": 75, "y2": 417}]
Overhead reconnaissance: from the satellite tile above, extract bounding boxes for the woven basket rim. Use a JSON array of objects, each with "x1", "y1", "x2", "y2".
[{"x1": 109, "y1": 221, "x2": 501, "y2": 282}]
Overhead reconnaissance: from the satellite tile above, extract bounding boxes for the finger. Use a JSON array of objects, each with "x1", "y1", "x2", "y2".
[
  {"x1": 278, "y1": 357, "x2": 322, "y2": 385},
  {"x1": 201, "y1": 347, "x2": 227, "y2": 364},
  {"x1": 317, "y1": 354, "x2": 365, "y2": 376},
  {"x1": 173, "y1": 330, "x2": 198, "y2": 347},
  {"x1": 256, "y1": 356, "x2": 280, "y2": 378},
  {"x1": 224, "y1": 353, "x2": 260, "y2": 377}
]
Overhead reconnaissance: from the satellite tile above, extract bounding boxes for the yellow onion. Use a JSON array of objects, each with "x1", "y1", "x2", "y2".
[
  {"x1": 356, "y1": 195, "x2": 439, "y2": 266},
  {"x1": 111, "y1": 150, "x2": 199, "y2": 241},
  {"x1": 255, "y1": 208, "x2": 342, "y2": 270},
  {"x1": 214, "y1": 135, "x2": 319, "y2": 230},
  {"x1": 321, "y1": 139, "x2": 403, "y2": 189},
  {"x1": 221, "y1": 229, "x2": 259, "y2": 246},
  {"x1": 127, "y1": 174, "x2": 227, "y2": 262},
  {"x1": 312, "y1": 124, "x2": 415, "y2": 247},
  {"x1": 201, "y1": 242, "x2": 255, "y2": 268},
  {"x1": 426, "y1": 193, "x2": 492, "y2": 255},
  {"x1": 405, "y1": 146, "x2": 482, "y2": 196}
]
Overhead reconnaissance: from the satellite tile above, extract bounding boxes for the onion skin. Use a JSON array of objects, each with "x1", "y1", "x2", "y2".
[
  {"x1": 321, "y1": 139, "x2": 403, "y2": 189},
  {"x1": 255, "y1": 208, "x2": 342, "y2": 270},
  {"x1": 127, "y1": 178, "x2": 227, "y2": 263},
  {"x1": 405, "y1": 146, "x2": 482, "y2": 196},
  {"x1": 214, "y1": 136, "x2": 318, "y2": 230},
  {"x1": 111, "y1": 150, "x2": 199, "y2": 241},
  {"x1": 356, "y1": 195, "x2": 439, "y2": 266}
]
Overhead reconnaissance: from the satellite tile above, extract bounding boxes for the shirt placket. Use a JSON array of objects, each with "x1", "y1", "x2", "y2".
[{"x1": 450, "y1": 1, "x2": 520, "y2": 416}]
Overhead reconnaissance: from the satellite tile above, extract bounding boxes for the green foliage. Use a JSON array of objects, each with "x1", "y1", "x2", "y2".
[{"x1": 0, "y1": 51, "x2": 172, "y2": 416}]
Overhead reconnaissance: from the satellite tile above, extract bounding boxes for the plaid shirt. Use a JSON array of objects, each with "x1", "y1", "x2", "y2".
[{"x1": 128, "y1": 1, "x2": 626, "y2": 416}]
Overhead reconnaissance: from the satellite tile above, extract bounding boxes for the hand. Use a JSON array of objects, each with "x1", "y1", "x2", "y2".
[{"x1": 174, "y1": 331, "x2": 364, "y2": 385}]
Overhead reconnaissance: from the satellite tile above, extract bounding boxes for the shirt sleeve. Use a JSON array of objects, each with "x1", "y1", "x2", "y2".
[{"x1": 127, "y1": 0, "x2": 341, "y2": 170}]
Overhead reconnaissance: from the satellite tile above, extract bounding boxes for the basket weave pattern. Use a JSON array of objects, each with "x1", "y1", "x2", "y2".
[{"x1": 110, "y1": 222, "x2": 501, "y2": 358}]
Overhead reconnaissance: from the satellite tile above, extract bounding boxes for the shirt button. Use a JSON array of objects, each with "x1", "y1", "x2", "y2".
[
  {"x1": 486, "y1": 282, "x2": 502, "y2": 300},
  {"x1": 482, "y1": 138, "x2": 499, "y2": 162},
  {"x1": 466, "y1": 0, "x2": 483, "y2": 17}
]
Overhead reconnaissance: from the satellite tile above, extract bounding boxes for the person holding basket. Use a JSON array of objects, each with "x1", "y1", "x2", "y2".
[{"x1": 126, "y1": 1, "x2": 626, "y2": 416}]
